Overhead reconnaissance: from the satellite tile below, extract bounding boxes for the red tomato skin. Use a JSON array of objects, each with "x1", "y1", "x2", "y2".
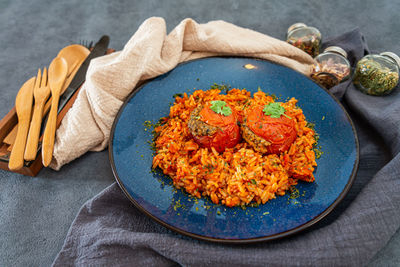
[
  {"x1": 192, "y1": 123, "x2": 241, "y2": 153},
  {"x1": 246, "y1": 106, "x2": 296, "y2": 154},
  {"x1": 192, "y1": 103, "x2": 241, "y2": 153}
]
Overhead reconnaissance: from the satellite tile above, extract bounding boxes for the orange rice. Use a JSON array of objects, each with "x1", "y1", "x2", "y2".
[{"x1": 152, "y1": 88, "x2": 317, "y2": 207}]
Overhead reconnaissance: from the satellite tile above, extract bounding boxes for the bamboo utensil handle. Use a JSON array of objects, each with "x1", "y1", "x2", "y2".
[
  {"x1": 4, "y1": 125, "x2": 17, "y2": 145},
  {"x1": 8, "y1": 119, "x2": 30, "y2": 170},
  {"x1": 24, "y1": 101, "x2": 45, "y2": 160},
  {"x1": 42, "y1": 61, "x2": 80, "y2": 117},
  {"x1": 8, "y1": 77, "x2": 35, "y2": 170},
  {"x1": 42, "y1": 97, "x2": 58, "y2": 166},
  {"x1": 24, "y1": 68, "x2": 49, "y2": 161},
  {"x1": 41, "y1": 57, "x2": 68, "y2": 167}
]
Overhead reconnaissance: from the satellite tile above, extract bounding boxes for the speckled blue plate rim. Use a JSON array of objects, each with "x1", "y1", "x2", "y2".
[{"x1": 108, "y1": 56, "x2": 360, "y2": 244}]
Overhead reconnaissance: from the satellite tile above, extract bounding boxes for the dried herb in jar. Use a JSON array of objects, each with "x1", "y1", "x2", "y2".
[{"x1": 353, "y1": 57, "x2": 399, "y2": 96}]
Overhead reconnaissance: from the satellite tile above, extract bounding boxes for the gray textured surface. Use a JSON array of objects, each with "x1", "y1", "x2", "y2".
[{"x1": 0, "y1": 0, "x2": 399, "y2": 266}]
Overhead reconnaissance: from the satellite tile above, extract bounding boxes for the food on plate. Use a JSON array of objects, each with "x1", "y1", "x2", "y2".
[
  {"x1": 241, "y1": 103, "x2": 296, "y2": 154},
  {"x1": 188, "y1": 100, "x2": 241, "y2": 153},
  {"x1": 152, "y1": 88, "x2": 318, "y2": 207}
]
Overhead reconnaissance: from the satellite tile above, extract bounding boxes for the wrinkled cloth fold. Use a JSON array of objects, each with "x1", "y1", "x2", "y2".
[
  {"x1": 52, "y1": 23, "x2": 400, "y2": 267},
  {"x1": 50, "y1": 17, "x2": 314, "y2": 170}
]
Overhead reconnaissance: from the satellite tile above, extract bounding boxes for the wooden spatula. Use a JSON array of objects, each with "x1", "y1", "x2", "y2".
[
  {"x1": 8, "y1": 77, "x2": 35, "y2": 170},
  {"x1": 42, "y1": 57, "x2": 68, "y2": 167}
]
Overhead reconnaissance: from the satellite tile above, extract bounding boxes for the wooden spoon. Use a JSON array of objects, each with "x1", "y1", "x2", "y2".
[
  {"x1": 24, "y1": 68, "x2": 50, "y2": 161},
  {"x1": 8, "y1": 77, "x2": 35, "y2": 170},
  {"x1": 42, "y1": 57, "x2": 68, "y2": 167},
  {"x1": 41, "y1": 45, "x2": 90, "y2": 127},
  {"x1": 57, "y1": 44, "x2": 89, "y2": 71}
]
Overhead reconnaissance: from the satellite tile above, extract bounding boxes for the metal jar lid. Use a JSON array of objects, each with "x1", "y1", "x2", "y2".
[
  {"x1": 324, "y1": 46, "x2": 348, "y2": 58},
  {"x1": 287, "y1": 23, "x2": 307, "y2": 35},
  {"x1": 380, "y1": 52, "x2": 400, "y2": 68}
]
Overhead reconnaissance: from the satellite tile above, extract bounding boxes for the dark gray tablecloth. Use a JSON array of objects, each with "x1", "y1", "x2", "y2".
[{"x1": 52, "y1": 29, "x2": 400, "y2": 266}]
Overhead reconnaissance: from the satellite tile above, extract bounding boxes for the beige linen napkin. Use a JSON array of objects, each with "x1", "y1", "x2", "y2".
[{"x1": 50, "y1": 17, "x2": 315, "y2": 170}]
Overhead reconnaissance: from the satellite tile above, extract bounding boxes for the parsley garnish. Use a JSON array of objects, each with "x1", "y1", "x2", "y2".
[
  {"x1": 262, "y1": 102, "x2": 291, "y2": 119},
  {"x1": 210, "y1": 100, "x2": 232, "y2": 116},
  {"x1": 172, "y1": 93, "x2": 183, "y2": 99}
]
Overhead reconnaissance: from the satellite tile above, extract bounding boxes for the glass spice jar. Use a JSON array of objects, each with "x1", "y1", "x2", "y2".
[
  {"x1": 353, "y1": 52, "x2": 400, "y2": 96},
  {"x1": 286, "y1": 23, "x2": 321, "y2": 57},
  {"x1": 310, "y1": 46, "x2": 351, "y2": 89}
]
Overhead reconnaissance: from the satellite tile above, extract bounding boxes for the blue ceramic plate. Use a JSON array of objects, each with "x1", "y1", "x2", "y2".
[{"x1": 109, "y1": 57, "x2": 359, "y2": 243}]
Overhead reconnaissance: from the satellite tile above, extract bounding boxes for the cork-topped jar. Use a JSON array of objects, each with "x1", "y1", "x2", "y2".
[
  {"x1": 286, "y1": 23, "x2": 321, "y2": 57},
  {"x1": 310, "y1": 46, "x2": 351, "y2": 89},
  {"x1": 353, "y1": 52, "x2": 400, "y2": 96}
]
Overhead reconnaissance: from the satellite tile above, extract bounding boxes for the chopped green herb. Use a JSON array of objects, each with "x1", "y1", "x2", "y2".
[
  {"x1": 143, "y1": 120, "x2": 152, "y2": 128},
  {"x1": 289, "y1": 186, "x2": 300, "y2": 199},
  {"x1": 262, "y1": 102, "x2": 291, "y2": 119},
  {"x1": 314, "y1": 132, "x2": 320, "y2": 143},
  {"x1": 210, "y1": 83, "x2": 231, "y2": 93},
  {"x1": 305, "y1": 122, "x2": 323, "y2": 159},
  {"x1": 251, "y1": 179, "x2": 257, "y2": 185},
  {"x1": 173, "y1": 93, "x2": 183, "y2": 99},
  {"x1": 306, "y1": 122, "x2": 315, "y2": 130},
  {"x1": 268, "y1": 93, "x2": 278, "y2": 101},
  {"x1": 315, "y1": 148, "x2": 323, "y2": 159},
  {"x1": 210, "y1": 100, "x2": 232, "y2": 116}
]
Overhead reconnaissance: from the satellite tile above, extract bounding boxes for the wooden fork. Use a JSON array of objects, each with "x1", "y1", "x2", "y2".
[
  {"x1": 24, "y1": 68, "x2": 50, "y2": 161},
  {"x1": 79, "y1": 40, "x2": 93, "y2": 49}
]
